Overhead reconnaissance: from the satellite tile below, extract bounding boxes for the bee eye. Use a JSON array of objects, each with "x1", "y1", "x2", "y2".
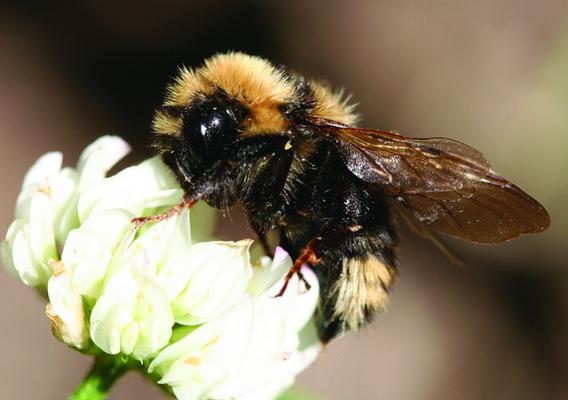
[{"x1": 182, "y1": 101, "x2": 239, "y2": 164}]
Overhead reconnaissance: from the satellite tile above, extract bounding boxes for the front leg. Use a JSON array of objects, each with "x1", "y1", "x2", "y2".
[{"x1": 132, "y1": 195, "x2": 198, "y2": 227}]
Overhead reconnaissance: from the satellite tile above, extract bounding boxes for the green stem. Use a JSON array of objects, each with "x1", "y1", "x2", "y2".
[{"x1": 69, "y1": 355, "x2": 133, "y2": 400}]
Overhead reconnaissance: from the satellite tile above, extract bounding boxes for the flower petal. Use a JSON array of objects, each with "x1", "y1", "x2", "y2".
[
  {"x1": 12, "y1": 224, "x2": 50, "y2": 287},
  {"x1": 27, "y1": 191, "x2": 58, "y2": 268},
  {"x1": 150, "y1": 299, "x2": 255, "y2": 400},
  {"x1": 131, "y1": 208, "x2": 194, "y2": 301},
  {"x1": 51, "y1": 167, "x2": 80, "y2": 246},
  {"x1": 77, "y1": 157, "x2": 182, "y2": 223},
  {"x1": 247, "y1": 247, "x2": 293, "y2": 297},
  {"x1": 172, "y1": 240, "x2": 253, "y2": 325},
  {"x1": 1, "y1": 219, "x2": 26, "y2": 279},
  {"x1": 90, "y1": 266, "x2": 174, "y2": 361},
  {"x1": 76, "y1": 136, "x2": 131, "y2": 190},
  {"x1": 211, "y1": 266, "x2": 320, "y2": 399},
  {"x1": 22, "y1": 151, "x2": 62, "y2": 189},
  {"x1": 46, "y1": 260, "x2": 89, "y2": 349},
  {"x1": 63, "y1": 209, "x2": 133, "y2": 299}
]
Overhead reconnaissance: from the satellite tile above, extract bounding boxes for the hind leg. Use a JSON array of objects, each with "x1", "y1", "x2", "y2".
[{"x1": 274, "y1": 242, "x2": 320, "y2": 297}]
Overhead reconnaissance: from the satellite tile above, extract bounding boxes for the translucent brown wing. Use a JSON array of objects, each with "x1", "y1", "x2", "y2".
[
  {"x1": 306, "y1": 117, "x2": 550, "y2": 244},
  {"x1": 392, "y1": 200, "x2": 465, "y2": 266}
]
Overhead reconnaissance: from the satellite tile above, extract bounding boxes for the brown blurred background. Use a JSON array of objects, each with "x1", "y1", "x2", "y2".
[{"x1": 1, "y1": 1, "x2": 567, "y2": 399}]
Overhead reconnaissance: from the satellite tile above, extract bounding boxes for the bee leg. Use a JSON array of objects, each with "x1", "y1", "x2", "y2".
[
  {"x1": 132, "y1": 196, "x2": 198, "y2": 228},
  {"x1": 296, "y1": 269, "x2": 312, "y2": 293},
  {"x1": 274, "y1": 243, "x2": 320, "y2": 297}
]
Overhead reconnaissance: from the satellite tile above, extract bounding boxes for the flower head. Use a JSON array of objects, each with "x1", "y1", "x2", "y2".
[{"x1": 2, "y1": 137, "x2": 321, "y2": 399}]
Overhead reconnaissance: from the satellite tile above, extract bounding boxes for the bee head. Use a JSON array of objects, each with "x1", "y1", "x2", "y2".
[
  {"x1": 180, "y1": 95, "x2": 247, "y2": 166},
  {"x1": 152, "y1": 94, "x2": 248, "y2": 192},
  {"x1": 152, "y1": 52, "x2": 295, "y2": 198}
]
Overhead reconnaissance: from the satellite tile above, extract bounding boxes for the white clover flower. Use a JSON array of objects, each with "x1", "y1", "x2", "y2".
[{"x1": 2, "y1": 136, "x2": 321, "y2": 400}]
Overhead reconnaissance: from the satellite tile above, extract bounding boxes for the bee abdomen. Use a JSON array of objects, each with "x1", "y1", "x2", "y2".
[
  {"x1": 314, "y1": 225, "x2": 398, "y2": 343},
  {"x1": 331, "y1": 255, "x2": 396, "y2": 333}
]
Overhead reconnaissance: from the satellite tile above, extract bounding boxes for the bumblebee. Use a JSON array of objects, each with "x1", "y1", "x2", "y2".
[{"x1": 147, "y1": 52, "x2": 550, "y2": 342}]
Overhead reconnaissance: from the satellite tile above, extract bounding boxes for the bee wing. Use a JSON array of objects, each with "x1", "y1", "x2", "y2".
[
  {"x1": 307, "y1": 117, "x2": 550, "y2": 244},
  {"x1": 391, "y1": 200, "x2": 465, "y2": 266}
]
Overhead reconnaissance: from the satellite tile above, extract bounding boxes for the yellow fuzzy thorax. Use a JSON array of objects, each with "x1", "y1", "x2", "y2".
[{"x1": 154, "y1": 52, "x2": 357, "y2": 136}]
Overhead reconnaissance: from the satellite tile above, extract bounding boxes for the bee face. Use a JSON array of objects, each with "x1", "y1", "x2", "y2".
[
  {"x1": 154, "y1": 94, "x2": 252, "y2": 210},
  {"x1": 177, "y1": 95, "x2": 247, "y2": 172}
]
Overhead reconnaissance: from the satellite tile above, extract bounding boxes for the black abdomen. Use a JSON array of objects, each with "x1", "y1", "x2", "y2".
[{"x1": 277, "y1": 140, "x2": 398, "y2": 341}]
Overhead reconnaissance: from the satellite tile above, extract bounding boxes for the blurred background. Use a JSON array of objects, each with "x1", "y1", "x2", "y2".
[{"x1": 1, "y1": 1, "x2": 567, "y2": 399}]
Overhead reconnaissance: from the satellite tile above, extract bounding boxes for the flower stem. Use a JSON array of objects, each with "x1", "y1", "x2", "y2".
[{"x1": 69, "y1": 355, "x2": 133, "y2": 400}]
